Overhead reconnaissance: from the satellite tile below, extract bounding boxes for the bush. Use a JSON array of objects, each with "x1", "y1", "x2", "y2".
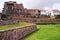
[{"x1": 55, "y1": 15, "x2": 60, "y2": 19}]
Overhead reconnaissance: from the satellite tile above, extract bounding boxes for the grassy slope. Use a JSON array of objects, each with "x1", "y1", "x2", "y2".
[
  {"x1": 0, "y1": 22, "x2": 31, "y2": 30},
  {"x1": 22, "y1": 24, "x2": 60, "y2": 40}
]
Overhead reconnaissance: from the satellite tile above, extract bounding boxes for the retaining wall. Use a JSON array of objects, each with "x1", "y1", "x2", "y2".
[
  {"x1": 0, "y1": 24, "x2": 37, "y2": 40},
  {"x1": 0, "y1": 20, "x2": 19, "y2": 26},
  {"x1": 19, "y1": 18, "x2": 60, "y2": 24}
]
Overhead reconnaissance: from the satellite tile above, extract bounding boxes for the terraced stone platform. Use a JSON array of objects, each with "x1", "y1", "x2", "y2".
[{"x1": 0, "y1": 23, "x2": 37, "y2": 40}]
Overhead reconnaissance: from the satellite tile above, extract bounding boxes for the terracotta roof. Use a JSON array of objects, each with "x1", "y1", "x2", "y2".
[{"x1": 52, "y1": 9, "x2": 60, "y2": 12}]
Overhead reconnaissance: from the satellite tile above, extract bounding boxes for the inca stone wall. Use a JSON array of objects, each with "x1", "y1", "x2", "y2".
[
  {"x1": 20, "y1": 18, "x2": 60, "y2": 24},
  {"x1": 0, "y1": 20, "x2": 19, "y2": 26},
  {"x1": 0, "y1": 24, "x2": 37, "y2": 40}
]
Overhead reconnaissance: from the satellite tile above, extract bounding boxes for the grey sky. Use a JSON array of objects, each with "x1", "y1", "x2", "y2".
[{"x1": 0, "y1": 0, "x2": 60, "y2": 12}]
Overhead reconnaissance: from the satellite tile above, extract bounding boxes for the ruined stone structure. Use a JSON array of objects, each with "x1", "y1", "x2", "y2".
[
  {"x1": 0, "y1": 24, "x2": 37, "y2": 40},
  {"x1": 0, "y1": 2, "x2": 37, "y2": 40},
  {"x1": 1, "y1": 1, "x2": 50, "y2": 20},
  {"x1": 0, "y1": 1, "x2": 59, "y2": 25},
  {"x1": 0, "y1": 1, "x2": 30, "y2": 25},
  {"x1": 2, "y1": 1, "x2": 24, "y2": 20}
]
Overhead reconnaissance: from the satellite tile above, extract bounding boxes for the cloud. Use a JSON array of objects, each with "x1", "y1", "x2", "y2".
[
  {"x1": 0, "y1": 0, "x2": 60, "y2": 12},
  {"x1": 52, "y1": 3, "x2": 60, "y2": 10},
  {"x1": 44, "y1": 7, "x2": 51, "y2": 10},
  {"x1": 20, "y1": 0, "x2": 60, "y2": 9}
]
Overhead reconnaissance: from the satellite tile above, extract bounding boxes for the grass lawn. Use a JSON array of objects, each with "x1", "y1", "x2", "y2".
[
  {"x1": 0, "y1": 22, "x2": 31, "y2": 30},
  {"x1": 22, "y1": 24, "x2": 60, "y2": 40}
]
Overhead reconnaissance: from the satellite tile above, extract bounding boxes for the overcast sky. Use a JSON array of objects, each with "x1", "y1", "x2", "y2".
[{"x1": 0, "y1": 0, "x2": 60, "y2": 12}]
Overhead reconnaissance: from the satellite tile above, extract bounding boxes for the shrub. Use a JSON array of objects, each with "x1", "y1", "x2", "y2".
[{"x1": 55, "y1": 15, "x2": 60, "y2": 19}]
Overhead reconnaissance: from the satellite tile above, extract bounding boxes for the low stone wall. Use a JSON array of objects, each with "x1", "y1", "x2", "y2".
[
  {"x1": 20, "y1": 18, "x2": 60, "y2": 24},
  {"x1": 0, "y1": 24, "x2": 37, "y2": 40},
  {"x1": 0, "y1": 20, "x2": 19, "y2": 26}
]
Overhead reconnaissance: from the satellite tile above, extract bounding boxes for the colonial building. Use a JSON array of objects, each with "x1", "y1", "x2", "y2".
[{"x1": 52, "y1": 9, "x2": 60, "y2": 15}]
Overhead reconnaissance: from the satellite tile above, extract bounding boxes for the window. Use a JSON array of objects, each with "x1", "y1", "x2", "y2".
[{"x1": 38, "y1": 11, "x2": 40, "y2": 12}]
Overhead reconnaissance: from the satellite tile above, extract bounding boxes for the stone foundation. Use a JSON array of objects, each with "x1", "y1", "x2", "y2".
[
  {"x1": 0, "y1": 24, "x2": 37, "y2": 40},
  {"x1": 0, "y1": 20, "x2": 19, "y2": 26}
]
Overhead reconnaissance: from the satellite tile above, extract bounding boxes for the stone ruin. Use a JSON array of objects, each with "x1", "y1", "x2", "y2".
[
  {"x1": 0, "y1": 24, "x2": 37, "y2": 40},
  {"x1": 0, "y1": 1, "x2": 25, "y2": 25},
  {"x1": 0, "y1": 1, "x2": 60, "y2": 25},
  {"x1": 0, "y1": 1, "x2": 37, "y2": 40}
]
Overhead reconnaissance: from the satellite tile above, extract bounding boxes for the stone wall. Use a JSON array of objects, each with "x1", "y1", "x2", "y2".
[
  {"x1": 0, "y1": 14, "x2": 1, "y2": 20},
  {"x1": 20, "y1": 18, "x2": 60, "y2": 24},
  {"x1": 0, "y1": 24, "x2": 37, "y2": 40},
  {"x1": 0, "y1": 20, "x2": 19, "y2": 26}
]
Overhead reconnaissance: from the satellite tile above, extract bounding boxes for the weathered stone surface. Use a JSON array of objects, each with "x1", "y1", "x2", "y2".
[
  {"x1": 0, "y1": 24, "x2": 37, "y2": 40},
  {"x1": 0, "y1": 20, "x2": 19, "y2": 26},
  {"x1": 19, "y1": 18, "x2": 60, "y2": 24}
]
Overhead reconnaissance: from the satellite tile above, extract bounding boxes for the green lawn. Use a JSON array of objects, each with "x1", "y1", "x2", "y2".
[
  {"x1": 22, "y1": 24, "x2": 60, "y2": 40},
  {"x1": 0, "y1": 22, "x2": 31, "y2": 30}
]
